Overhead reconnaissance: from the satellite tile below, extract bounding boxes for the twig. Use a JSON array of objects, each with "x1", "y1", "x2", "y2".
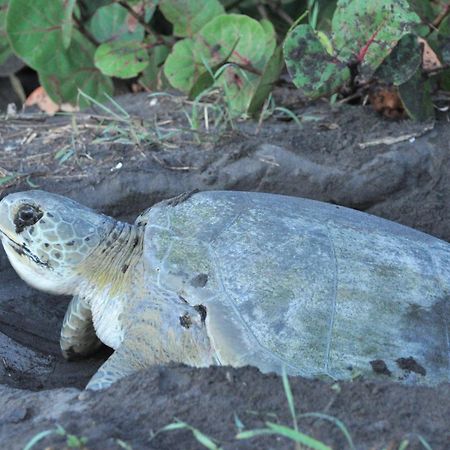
[
  {"x1": 268, "y1": 1, "x2": 294, "y2": 25},
  {"x1": 432, "y1": 2, "x2": 450, "y2": 28},
  {"x1": 358, "y1": 123, "x2": 434, "y2": 149},
  {"x1": 224, "y1": 0, "x2": 246, "y2": 11},
  {"x1": 117, "y1": 0, "x2": 165, "y2": 44},
  {"x1": 73, "y1": 15, "x2": 99, "y2": 46}
]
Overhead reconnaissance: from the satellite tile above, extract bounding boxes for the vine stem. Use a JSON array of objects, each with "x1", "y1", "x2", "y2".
[{"x1": 117, "y1": 0, "x2": 165, "y2": 45}]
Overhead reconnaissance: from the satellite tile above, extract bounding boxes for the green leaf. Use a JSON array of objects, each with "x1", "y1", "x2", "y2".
[
  {"x1": 375, "y1": 33, "x2": 421, "y2": 85},
  {"x1": 398, "y1": 69, "x2": 434, "y2": 121},
  {"x1": 0, "y1": 0, "x2": 13, "y2": 66},
  {"x1": 88, "y1": 3, "x2": 145, "y2": 43},
  {"x1": 39, "y1": 32, "x2": 114, "y2": 107},
  {"x1": 164, "y1": 38, "x2": 203, "y2": 92},
  {"x1": 61, "y1": 0, "x2": 76, "y2": 48},
  {"x1": 139, "y1": 0, "x2": 159, "y2": 23},
  {"x1": 260, "y1": 19, "x2": 277, "y2": 57},
  {"x1": 66, "y1": 434, "x2": 88, "y2": 448},
  {"x1": 408, "y1": 0, "x2": 438, "y2": 23},
  {"x1": 197, "y1": 14, "x2": 274, "y2": 115},
  {"x1": 188, "y1": 70, "x2": 215, "y2": 99},
  {"x1": 266, "y1": 422, "x2": 332, "y2": 450},
  {"x1": 284, "y1": 24, "x2": 350, "y2": 98},
  {"x1": 77, "y1": 0, "x2": 113, "y2": 18},
  {"x1": 438, "y1": 68, "x2": 450, "y2": 91},
  {"x1": 7, "y1": 0, "x2": 68, "y2": 69},
  {"x1": 159, "y1": 0, "x2": 224, "y2": 37},
  {"x1": 332, "y1": 0, "x2": 421, "y2": 77},
  {"x1": 165, "y1": 13, "x2": 276, "y2": 115},
  {"x1": 196, "y1": 14, "x2": 270, "y2": 72},
  {"x1": 95, "y1": 40, "x2": 149, "y2": 78},
  {"x1": 139, "y1": 38, "x2": 171, "y2": 90},
  {"x1": 437, "y1": 15, "x2": 450, "y2": 64},
  {"x1": 188, "y1": 36, "x2": 240, "y2": 99},
  {"x1": 247, "y1": 46, "x2": 284, "y2": 116}
]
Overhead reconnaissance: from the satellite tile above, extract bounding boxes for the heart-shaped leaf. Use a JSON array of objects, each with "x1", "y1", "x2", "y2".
[
  {"x1": 159, "y1": 0, "x2": 224, "y2": 37},
  {"x1": 40, "y1": 32, "x2": 114, "y2": 107},
  {"x1": 332, "y1": 0, "x2": 421, "y2": 78},
  {"x1": 7, "y1": 0, "x2": 72, "y2": 70},
  {"x1": 138, "y1": 36, "x2": 171, "y2": 90},
  {"x1": 398, "y1": 69, "x2": 434, "y2": 121},
  {"x1": 62, "y1": 0, "x2": 76, "y2": 48},
  {"x1": 94, "y1": 40, "x2": 149, "y2": 78},
  {"x1": 0, "y1": 0, "x2": 13, "y2": 66},
  {"x1": 88, "y1": 3, "x2": 145, "y2": 43},
  {"x1": 284, "y1": 24, "x2": 350, "y2": 98},
  {"x1": 164, "y1": 38, "x2": 203, "y2": 92},
  {"x1": 375, "y1": 33, "x2": 421, "y2": 85}
]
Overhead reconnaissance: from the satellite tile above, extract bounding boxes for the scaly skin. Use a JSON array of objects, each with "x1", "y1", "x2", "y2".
[{"x1": 0, "y1": 190, "x2": 213, "y2": 389}]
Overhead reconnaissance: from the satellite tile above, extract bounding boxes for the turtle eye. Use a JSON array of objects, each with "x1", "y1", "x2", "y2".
[{"x1": 14, "y1": 204, "x2": 43, "y2": 233}]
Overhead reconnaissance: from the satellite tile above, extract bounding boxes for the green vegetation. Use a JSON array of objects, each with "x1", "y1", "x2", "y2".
[
  {"x1": 22, "y1": 370, "x2": 435, "y2": 450},
  {"x1": 23, "y1": 424, "x2": 88, "y2": 450},
  {"x1": 1, "y1": 0, "x2": 450, "y2": 119}
]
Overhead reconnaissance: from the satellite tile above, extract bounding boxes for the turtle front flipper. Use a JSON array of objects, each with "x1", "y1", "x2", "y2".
[
  {"x1": 60, "y1": 295, "x2": 102, "y2": 360},
  {"x1": 85, "y1": 346, "x2": 143, "y2": 390}
]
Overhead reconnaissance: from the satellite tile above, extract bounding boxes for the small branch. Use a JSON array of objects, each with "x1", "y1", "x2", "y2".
[
  {"x1": 224, "y1": 0, "x2": 246, "y2": 11},
  {"x1": 257, "y1": 4, "x2": 269, "y2": 21},
  {"x1": 73, "y1": 15, "x2": 99, "y2": 46},
  {"x1": 117, "y1": 0, "x2": 165, "y2": 44},
  {"x1": 268, "y1": 1, "x2": 294, "y2": 25},
  {"x1": 358, "y1": 123, "x2": 434, "y2": 149},
  {"x1": 232, "y1": 61, "x2": 262, "y2": 76},
  {"x1": 432, "y1": 2, "x2": 450, "y2": 28}
]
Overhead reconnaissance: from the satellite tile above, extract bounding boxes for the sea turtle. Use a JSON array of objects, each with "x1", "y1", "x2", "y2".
[{"x1": 0, "y1": 190, "x2": 449, "y2": 390}]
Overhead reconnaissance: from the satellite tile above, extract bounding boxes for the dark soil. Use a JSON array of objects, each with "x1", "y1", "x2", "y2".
[{"x1": 1, "y1": 91, "x2": 449, "y2": 449}]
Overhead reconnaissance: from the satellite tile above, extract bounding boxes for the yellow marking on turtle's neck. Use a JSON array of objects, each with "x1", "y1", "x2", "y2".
[{"x1": 77, "y1": 221, "x2": 145, "y2": 300}]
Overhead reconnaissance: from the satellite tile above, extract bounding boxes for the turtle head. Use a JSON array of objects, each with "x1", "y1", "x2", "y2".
[{"x1": 0, "y1": 190, "x2": 114, "y2": 295}]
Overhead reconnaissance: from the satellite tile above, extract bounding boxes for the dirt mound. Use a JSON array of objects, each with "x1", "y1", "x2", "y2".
[{"x1": 2, "y1": 365, "x2": 449, "y2": 450}]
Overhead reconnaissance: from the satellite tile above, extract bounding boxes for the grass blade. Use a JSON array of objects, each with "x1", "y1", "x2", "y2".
[
  {"x1": 103, "y1": 92, "x2": 130, "y2": 118},
  {"x1": 23, "y1": 430, "x2": 56, "y2": 450},
  {"x1": 266, "y1": 422, "x2": 331, "y2": 450},
  {"x1": 233, "y1": 413, "x2": 245, "y2": 432},
  {"x1": 418, "y1": 435, "x2": 433, "y2": 450},
  {"x1": 273, "y1": 107, "x2": 303, "y2": 127},
  {"x1": 160, "y1": 422, "x2": 188, "y2": 432},
  {"x1": 0, "y1": 175, "x2": 17, "y2": 186},
  {"x1": 236, "y1": 429, "x2": 274, "y2": 439},
  {"x1": 191, "y1": 428, "x2": 220, "y2": 450},
  {"x1": 299, "y1": 412, "x2": 354, "y2": 450},
  {"x1": 281, "y1": 366, "x2": 298, "y2": 431}
]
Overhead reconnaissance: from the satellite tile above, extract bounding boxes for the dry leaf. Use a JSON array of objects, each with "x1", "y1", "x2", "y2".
[
  {"x1": 25, "y1": 86, "x2": 59, "y2": 115},
  {"x1": 418, "y1": 37, "x2": 442, "y2": 71},
  {"x1": 369, "y1": 84, "x2": 405, "y2": 119}
]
